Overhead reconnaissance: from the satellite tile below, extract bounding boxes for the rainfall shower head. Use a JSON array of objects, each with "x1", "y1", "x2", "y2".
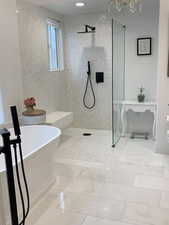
[{"x1": 77, "y1": 25, "x2": 96, "y2": 34}]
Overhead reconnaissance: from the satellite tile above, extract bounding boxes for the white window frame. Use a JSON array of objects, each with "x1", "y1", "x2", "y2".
[{"x1": 47, "y1": 19, "x2": 64, "y2": 72}]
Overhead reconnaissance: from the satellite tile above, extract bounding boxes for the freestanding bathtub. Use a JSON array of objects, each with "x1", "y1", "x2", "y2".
[{"x1": 0, "y1": 125, "x2": 61, "y2": 225}]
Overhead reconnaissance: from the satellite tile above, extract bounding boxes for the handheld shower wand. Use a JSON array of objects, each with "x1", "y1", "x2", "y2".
[
  {"x1": 10, "y1": 106, "x2": 30, "y2": 225},
  {"x1": 10, "y1": 106, "x2": 21, "y2": 137},
  {"x1": 87, "y1": 61, "x2": 91, "y2": 76},
  {"x1": 83, "y1": 61, "x2": 96, "y2": 109}
]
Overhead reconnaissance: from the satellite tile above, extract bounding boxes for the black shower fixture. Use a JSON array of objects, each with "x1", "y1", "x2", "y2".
[
  {"x1": 83, "y1": 61, "x2": 96, "y2": 109},
  {"x1": 77, "y1": 25, "x2": 96, "y2": 34}
]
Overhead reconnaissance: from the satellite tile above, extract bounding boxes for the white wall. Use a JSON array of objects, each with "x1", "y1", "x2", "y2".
[
  {"x1": 16, "y1": 0, "x2": 67, "y2": 113},
  {"x1": 114, "y1": 5, "x2": 159, "y2": 102},
  {"x1": 0, "y1": 0, "x2": 23, "y2": 222},
  {"x1": 156, "y1": 0, "x2": 169, "y2": 153},
  {"x1": 64, "y1": 13, "x2": 112, "y2": 129},
  {"x1": 115, "y1": 3, "x2": 159, "y2": 135},
  {"x1": 0, "y1": 0, "x2": 23, "y2": 124}
]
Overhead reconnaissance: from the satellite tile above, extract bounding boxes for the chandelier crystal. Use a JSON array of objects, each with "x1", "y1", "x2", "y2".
[{"x1": 108, "y1": 0, "x2": 142, "y2": 13}]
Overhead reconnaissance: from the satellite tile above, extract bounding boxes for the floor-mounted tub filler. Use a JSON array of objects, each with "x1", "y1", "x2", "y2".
[{"x1": 0, "y1": 125, "x2": 61, "y2": 225}]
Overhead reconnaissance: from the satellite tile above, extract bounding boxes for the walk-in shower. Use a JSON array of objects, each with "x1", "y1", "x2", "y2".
[
  {"x1": 112, "y1": 20, "x2": 125, "y2": 147},
  {"x1": 76, "y1": 20, "x2": 125, "y2": 146}
]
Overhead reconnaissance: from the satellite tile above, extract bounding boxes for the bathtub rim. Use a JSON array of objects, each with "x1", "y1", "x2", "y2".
[{"x1": 0, "y1": 125, "x2": 61, "y2": 173}]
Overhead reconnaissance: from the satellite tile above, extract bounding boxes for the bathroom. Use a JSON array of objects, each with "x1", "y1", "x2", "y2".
[{"x1": 1, "y1": 0, "x2": 169, "y2": 224}]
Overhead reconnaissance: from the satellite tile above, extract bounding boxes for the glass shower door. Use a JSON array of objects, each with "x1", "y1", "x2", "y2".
[{"x1": 112, "y1": 20, "x2": 125, "y2": 147}]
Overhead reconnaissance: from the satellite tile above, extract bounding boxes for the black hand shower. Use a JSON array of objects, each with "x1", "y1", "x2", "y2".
[
  {"x1": 10, "y1": 106, "x2": 30, "y2": 225},
  {"x1": 87, "y1": 61, "x2": 91, "y2": 75},
  {"x1": 10, "y1": 106, "x2": 21, "y2": 137},
  {"x1": 83, "y1": 61, "x2": 96, "y2": 109}
]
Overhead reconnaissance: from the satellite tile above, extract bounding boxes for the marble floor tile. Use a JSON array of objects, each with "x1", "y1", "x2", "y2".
[
  {"x1": 54, "y1": 158, "x2": 103, "y2": 169},
  {"x1": 83, "y1": 216, "x2": 136, "y2": 225},
  {"x1": 109, "y1": 160, "x2": 164, "y2": 177},
  {"x1": 56, "y1": 192, "x2": 125, "y2": 221},
  {"x1": 54, "y1": 162, "x2": 83, "y2": 178},
  {"x1": 160, "y1": 192, "x2": 169, "y2": 209},
  {"x1": 60, "y1": 177, "x2": 160, "y2": 207},
  {"x1": 134, "y1": 175, "x2": 169, "y2": 191},
  {"x1": 78, "y1": 167, "x2": 136, "y2": 186},
  {"x1": 24, "y1": 128, "x2": 169, "y2": 225},
  {"x1": 64, "y1": 178, "x2": 104, "y2": 195},
  {"x1": 123, "y1": 203, "x2": 169, "y2": 225},
  {"x1": 164, "y1": 168, "x2": 169, "y2": 178},
  {"x1": 28, "y1": 202, "x2": 85, "y2": 225},
  {"x1": 54, "y1": 175, "x2": 75, "y2": 192},
  {"x1": 101, "y1": 183, "x2": 161, "y2": 207}
]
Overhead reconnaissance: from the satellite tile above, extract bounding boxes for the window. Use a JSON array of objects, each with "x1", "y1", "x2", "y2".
[{"x1": 47, "y1": 19, "x2": 64, "y2": 71}]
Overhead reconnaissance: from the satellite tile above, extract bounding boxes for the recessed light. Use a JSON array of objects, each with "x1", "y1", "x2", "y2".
[{"x1": 75, "y1": 2, "x2": 85, "y2": 7}]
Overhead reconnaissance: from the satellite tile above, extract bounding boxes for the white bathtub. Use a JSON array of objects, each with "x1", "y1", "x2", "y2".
[{"x1": 0, "y1": 125, "x2": 61, "y2": 224}]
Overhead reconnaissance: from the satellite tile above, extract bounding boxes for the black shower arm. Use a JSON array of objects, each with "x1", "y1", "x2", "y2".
[{"x1": 85, "y1": 25, "x2": 95, "y2": 32}]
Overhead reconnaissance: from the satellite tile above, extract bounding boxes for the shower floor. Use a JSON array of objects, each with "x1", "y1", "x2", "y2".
[{"x1": 26, "y1": 128, "x2": 169, "y2": 225}]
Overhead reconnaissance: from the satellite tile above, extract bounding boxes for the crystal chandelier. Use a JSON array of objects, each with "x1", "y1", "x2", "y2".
[{"x1": 108, "y1": 0, "x2": 142, "y2": 13}]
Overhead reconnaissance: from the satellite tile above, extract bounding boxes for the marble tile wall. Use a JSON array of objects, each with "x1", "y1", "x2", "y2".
[
  {"x1": 16, "y1": 0, "x2": 67, "y2": 113},
  {"x1": 64, "y1": 14, "x2": 112, "y2": 129}
]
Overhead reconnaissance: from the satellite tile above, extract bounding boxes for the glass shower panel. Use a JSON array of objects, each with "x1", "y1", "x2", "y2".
[{"x1": 112, "y1": 20, "x2": 125, "y2": 147}]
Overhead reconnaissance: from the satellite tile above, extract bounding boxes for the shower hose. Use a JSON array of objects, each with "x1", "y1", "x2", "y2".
[
  {"x1": 13, "y1": 142, "x2": 30, "y2": 225},
  {"x1": 83, "y1": 73, "x2": 96, "y2": 109}
]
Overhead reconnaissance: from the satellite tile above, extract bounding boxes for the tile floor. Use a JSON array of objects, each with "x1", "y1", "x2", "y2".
[{"x1": 27, "y1": 128, "x2": 169, "y2": 225}]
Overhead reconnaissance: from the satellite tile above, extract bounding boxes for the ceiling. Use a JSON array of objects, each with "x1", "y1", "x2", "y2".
[
  {"x1": 24, "y1": 0, "x2": 109, "y2": 15},
  {"x1": 23, "y1": 0, "x2": 159, "y2": 16}
]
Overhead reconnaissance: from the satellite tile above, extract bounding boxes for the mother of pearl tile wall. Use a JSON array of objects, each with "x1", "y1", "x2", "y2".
[
  {"x1": 16, "y1": 0, "x2": 67, "y2": 113},
  {"x1": 64, "y1": 13, "x2": 112, "y2": 130}
]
